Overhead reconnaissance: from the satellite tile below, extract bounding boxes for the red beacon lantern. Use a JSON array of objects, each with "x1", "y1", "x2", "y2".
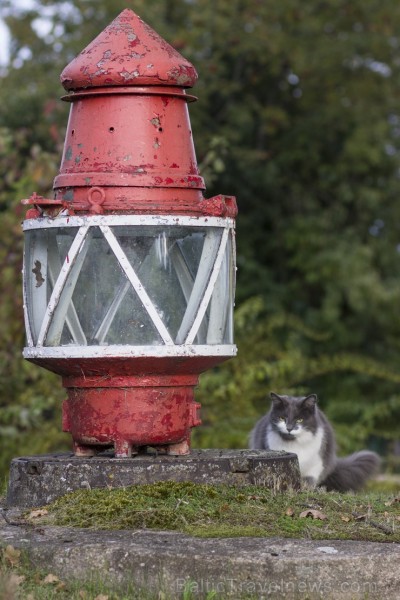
[{"x1": 22, "y1": 9, "x2": 237, "y2": 458}]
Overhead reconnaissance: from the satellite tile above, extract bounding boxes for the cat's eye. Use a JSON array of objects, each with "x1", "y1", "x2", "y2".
[
  {"x1": 296, "y1": 418, "x2": 303, "y2": 423},
  {"x1": 279, "y1": 417, "x2": 286, "y2": 422}
]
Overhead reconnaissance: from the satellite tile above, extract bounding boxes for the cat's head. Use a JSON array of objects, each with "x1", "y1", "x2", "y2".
[{"x1": 269, "y1": 392, "x2": 318, "y2": 439}]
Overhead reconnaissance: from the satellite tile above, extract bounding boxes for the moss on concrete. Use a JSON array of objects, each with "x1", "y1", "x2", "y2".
[{"x1": 38, "y1": 481, "x2": 400, "y2": 543}]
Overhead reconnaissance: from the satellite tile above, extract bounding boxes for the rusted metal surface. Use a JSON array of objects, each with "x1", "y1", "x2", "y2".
[
  {"x1": 60, "y1": 372, "x2": 202, "y2": 456},
  {"x1": 21, "y1": 193, "x2": 70, "y2": 219},
  {"x1": 53, "y1": 9, "x2": 208, "y2": 215},
  {"x1": 60, "y1": 9, "x2": 198, "y2": 90},
  {"x1": 62, "y1": 383, "x2": 201, "y2": 458},
  {"x1": 54, "y1": 91, "x2": 206, "y2": 212},
  {"x1": 21, "y1": 9, "x2": 237, "y2": 457}
]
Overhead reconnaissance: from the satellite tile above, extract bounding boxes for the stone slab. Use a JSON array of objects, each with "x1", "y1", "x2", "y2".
[
  {"x1": 0, "y1": 520, "x2": 398, "y2": 599},
  {"x1": 7, "y1": 449, "x2": 300, "y2": 507}
]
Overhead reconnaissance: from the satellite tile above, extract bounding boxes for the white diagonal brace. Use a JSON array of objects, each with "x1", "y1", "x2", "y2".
[
  {"x1": 100, "y1": 225, "x2": 174, "y2": 346},
  {"x1": 37, "y1": 226, "x2": 89, "y2": 347},
  {"x1": 183, "y1": 227, "x2": 230, "y2": 345},
  {"x1": 170, "y1": 242, "x2": 211, "y2": 342},
  {"x1": 47, "y1": 235, "x2": 87, "y2": 345}
]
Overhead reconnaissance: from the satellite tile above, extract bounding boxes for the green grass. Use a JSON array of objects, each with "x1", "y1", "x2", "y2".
[{"x1": 33, "y1": 481, "x2": 400, "y2": 543}]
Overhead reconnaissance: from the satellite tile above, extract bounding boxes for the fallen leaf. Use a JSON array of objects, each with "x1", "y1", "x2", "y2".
[
  {"x1": 340, "y1": 515, "x2": 351, "y2": 522},
  {"x1": 43, "y1": 573, "x2": 61, "y2": 585},
  {"x1": 299, "y1": 509, "x2": 327, "y2": 521},
  {"x1": 285, "y1": 507, "x2": 294, "y2": 517},
  {"x1": 28, "y1": 509, "x2": 48, "y2": 519},
  {"x1": 3, "y1": 545, "x2": 21, "y2": 567}
]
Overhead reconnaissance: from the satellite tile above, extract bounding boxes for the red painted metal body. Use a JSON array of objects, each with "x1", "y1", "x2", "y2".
[
  {"x1": 62, "y1": 378, "x2": 201, "y2": 458},
  {"x1": 57, "y1": 8, "x2": 205, "y2": 215},
  {"x1": 22, "y1": 9, "x2": 237, "y2": 457}
]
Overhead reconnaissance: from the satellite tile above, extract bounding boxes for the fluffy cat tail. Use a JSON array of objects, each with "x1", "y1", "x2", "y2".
[{"x1": 322, "y1": 451, "x2": 381, "y2": 492}]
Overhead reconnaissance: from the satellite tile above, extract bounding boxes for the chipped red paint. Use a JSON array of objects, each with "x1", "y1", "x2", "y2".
[
  {"x1": 26, "y1": 343, "x2": 233, "y2": 458},
  {"x1": 53, "y1": 87, "x2": 206, "y2": 212},
  {"x1": 22, "y1": 9, "x2": 237, "y2": 457},
  {"x1": 200, "y1": 195, "x2": 238, "y2": 218},
  {"x1": 25, "y1": 9, "x2": 237, "y2": 219},
  {"x1": 51, "y1": 8, "x2": 208, "y2": 215},
  {"x1": 62, "y1": 386, "x2": 201, "y2": 457},
  {"x1": 21, "y1": 193, "x2": 71, "y2": 218},
  {"x1": 61, "y1": 9, "x2": 198, "y2": 90}
]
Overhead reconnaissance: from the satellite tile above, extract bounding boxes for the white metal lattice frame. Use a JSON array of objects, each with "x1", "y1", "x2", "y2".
[
  {"x1": 24, "y1": 214, "x2": 236, "y2": 357},
  {"x1": 23, "y1": 344, "x2": 237, "y2": 359},
  {"x1": 23, "y1": 214, "x2": 235, "y2": 231},
  {"x1": 100, "y1": 224, "x2": 175, "y2": 346},
  {"x1": 37, "y1": 225, "x2": 90, "y2": 346}
]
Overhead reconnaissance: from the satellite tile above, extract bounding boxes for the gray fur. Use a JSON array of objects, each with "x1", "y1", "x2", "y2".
[
  {"x1": 249, "y1": 392, "x2": 380, "y2": 491},
  {"x1": 322, "y1": 451, "x2": 381, "y2": 492}
]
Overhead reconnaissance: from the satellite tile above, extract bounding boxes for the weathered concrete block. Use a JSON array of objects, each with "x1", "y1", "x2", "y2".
[
  {"x1": 7, "y1": 449, "x2": 300, "y2": 508},
  {"x1": 0, "y1": 524, "x2": 398, "y2": 599}
]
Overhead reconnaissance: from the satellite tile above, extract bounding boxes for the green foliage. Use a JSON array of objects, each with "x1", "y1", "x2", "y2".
[
  {"x1": 1, "y1": 0, "x2": 400, "y2": 477},
  {"x1": 193, "y1": 297, "x2": 400, "y2": 457},
  {"x1": 0, "y1": 126, "x2": 69, "y2": 479}
]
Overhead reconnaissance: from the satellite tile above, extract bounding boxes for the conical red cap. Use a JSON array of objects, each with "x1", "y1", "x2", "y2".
[{"x1": 60, "y1": 9, "x2": 198, "y2": 91}]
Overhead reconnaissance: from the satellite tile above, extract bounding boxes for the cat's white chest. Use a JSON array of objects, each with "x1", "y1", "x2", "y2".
[{"x1": 266, "y1": 426, "x2": 325, "y2": 482}]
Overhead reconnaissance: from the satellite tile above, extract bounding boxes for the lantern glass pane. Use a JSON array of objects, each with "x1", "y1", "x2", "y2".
[
  {"x1": 24, "y1": 223, "x2": 235, "y2": 347},
  {"x1": 52, "y1": 228, "x2": 164, "y2": 347},
  {"x1": 199, "y1": 232, "x2": 234, "y2": 344},
  {"x1": 24, "y1": 227, "x2": 79, "y2": 344}
]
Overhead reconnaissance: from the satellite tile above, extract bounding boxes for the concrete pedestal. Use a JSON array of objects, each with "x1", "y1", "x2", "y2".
[{"x1": 7, "y1": 449, "x2": 300, "y2": 508}]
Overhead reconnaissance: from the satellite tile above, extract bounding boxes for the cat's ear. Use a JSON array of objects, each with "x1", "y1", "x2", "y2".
[
  {"x1": 302, "y1": 394, "x2": 318, "y2": 409},
  {"x1": 270, "y1": 392, "x2": 284, "y2": 405}
]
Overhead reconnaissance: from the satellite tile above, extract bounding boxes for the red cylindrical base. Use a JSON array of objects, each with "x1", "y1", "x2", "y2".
[{"x1": 62, "y1": 375, "x2": 201, "y2": 457}]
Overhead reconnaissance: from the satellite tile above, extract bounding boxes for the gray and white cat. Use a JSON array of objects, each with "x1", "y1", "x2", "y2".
[{"x1": 249, "y1": 392, "x2": 380, "y2": 491}]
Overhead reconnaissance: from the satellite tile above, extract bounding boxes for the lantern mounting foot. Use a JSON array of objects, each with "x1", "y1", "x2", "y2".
[
  {"x1": 165, "y1": 438, "x2": 190, "y2": 456},
  {"x1": 114, "y1": 440, "x2": 138, "y2": 458},
  {"x1": 73, "y1": 442, "x2": 98, "y2": 457}
]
